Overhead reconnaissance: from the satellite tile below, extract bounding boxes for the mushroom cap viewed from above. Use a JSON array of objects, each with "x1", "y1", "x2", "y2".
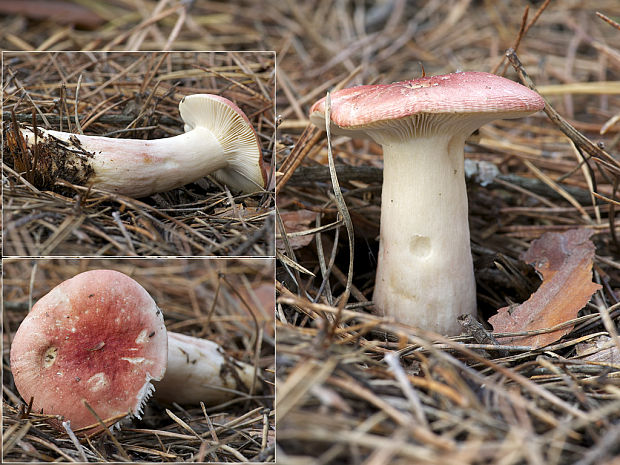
[
  {"x1": 309, "y1": 71, "x2": 544, "y2": 335},
  {"x1": 309, "y1": 71, "x2": 545, "y2": 137},
  {"x1": 10, "y1": 270, "x2": 167, "y2": 431}
]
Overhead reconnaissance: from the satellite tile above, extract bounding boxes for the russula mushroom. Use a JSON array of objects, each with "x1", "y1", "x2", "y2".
[
  {"x1": 10, "y1": 270, "x2": 254, "y2": 432},
  {"x1": 15, "y1": 94, "x2": 267, "y2": 197},
  {"x1": 309, "y1": 71, "x2": 544, "y2": 335}
]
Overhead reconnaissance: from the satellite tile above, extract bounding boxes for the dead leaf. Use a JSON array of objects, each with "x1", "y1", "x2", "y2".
[
  {"x1": 489, "y1": 229, "x2": 601, "y2": 349},
  {"x1": 575, "y1": 336, "x2": 620, "y2": 365},
  {"x1": 0, "y1": 0, "x2": 105, "y2": 29},
  {"x1": 211, "y1": 205, "x2": 268, "y2": 219},
  {"x1": 237, "y1": 282, "x2": 275, "y2": 337},
  {"x1": 276, "y1": 209, "x2": 318, "y2": 251}
]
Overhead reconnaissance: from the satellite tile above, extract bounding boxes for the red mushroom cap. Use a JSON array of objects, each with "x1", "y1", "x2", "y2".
[
  {"x1": 309, "y1": 71, "x2": 544, "y2": 132},
  {"x1": 10, "y1": 270, "x2": 167, "y2": 431}
]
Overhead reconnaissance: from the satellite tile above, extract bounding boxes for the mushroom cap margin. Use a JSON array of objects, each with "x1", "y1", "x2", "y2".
[{"x1": 309, "y1": 71, "x2": 545, "y2": 131}]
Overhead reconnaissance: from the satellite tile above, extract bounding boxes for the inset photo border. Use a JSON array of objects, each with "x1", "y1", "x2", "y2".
[
  {"x1": 3, "y1": 257, "x2": 275, "y2": 462},
  {"x1": 2, "y1": 51, "x2": 275, "y2": 257}
]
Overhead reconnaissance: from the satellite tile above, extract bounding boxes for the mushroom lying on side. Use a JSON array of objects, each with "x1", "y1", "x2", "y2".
[
  {"x1": 310, "y1": 72, "x2": 544, "y2": 335},
  {"x1": 9, "y1": 270, "x2": 255, "y2": 432},
  {"x1": 13, "y1": 94, "x2": 267, "y2": 197},
  {"x1": 154, "y1": 331, "x2": 254, "y2": 405}
]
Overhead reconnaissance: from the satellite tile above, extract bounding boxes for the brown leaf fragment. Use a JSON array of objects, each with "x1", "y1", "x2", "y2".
[
  {"x1": 575, "y1": 336, "x2": 620, "y2": 365},
  {"x1": 489, "y1": 229, "x2": 601, "y2": 349},
  {"x1": 0, "y1": 0, "x2": 105, "y2": 29},
  {"x1": 236, "y1": 282, "x2": 276, "y2": 337},
  {"x1": 276, "y1": 210, "x2": 318, "y2": 251}
]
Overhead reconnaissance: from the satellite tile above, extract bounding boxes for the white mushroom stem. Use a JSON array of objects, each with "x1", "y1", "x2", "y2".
[
  {"x1": 20, "y1": 127, "x2": 232, "y2": 198},
  {"x1": 154, "y1": 332, "x2": 255, "y2": 405},
  {"x1": 372, "y1": 133, "x2": 476, "y2": 335}
]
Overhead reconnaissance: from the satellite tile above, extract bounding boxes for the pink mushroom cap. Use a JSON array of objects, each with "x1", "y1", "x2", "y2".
[
  {"x1": 10, "y1": 270, "x2": 167, "y2": 432},
  {"x1": 309, "y1": 71, "x2": 545, "y2": 133}
]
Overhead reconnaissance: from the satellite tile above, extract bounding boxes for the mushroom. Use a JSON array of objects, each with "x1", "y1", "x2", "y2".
[
  {"x1": 9, "y1": 270, "x2": 255, "y2": 432},
  {"x1": 154, "y1": 331, "x2": 255, "y2": 405},
  {"x1": 15, "y1": 94, "x2": 267, "y2": 197},
  {"x1": 309, "y1": 71, "x2": 544, "y2": 335}
]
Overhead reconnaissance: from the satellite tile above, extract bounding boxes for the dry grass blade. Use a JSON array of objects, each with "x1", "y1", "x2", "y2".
[
  {"x1": 61, "y1": 421, "x2": 88, "y2": 463},
  {"x1": 506, "y1": 48, "x2": 617, "y2": 169},
  {"x1": 596, "y1": 11, "x2": 620, "y2": 31},
  {"x1": 323, "y1": 92, "x2": 355, "y2": 325},
  {"x1": 82, "y1": 401, "x2": 131, "y2": 461}
]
